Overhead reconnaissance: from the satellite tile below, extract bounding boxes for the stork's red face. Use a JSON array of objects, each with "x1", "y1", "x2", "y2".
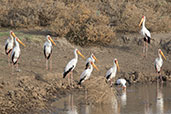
[
  {"x1": 139, "y1": 16, "x2": 145, "y2": 27},
  {"x1": 114, "y1": 59, "x2": 120, "y2": 71},
  {"x1": 48, "y1": 36, "x2": 56, "y2": 46},
  {"x1": 16, "y1": 37, "x2": 25, "y2": 47},
  {"x1": 90, "y1": 61, "x2": 99, "y2": 71},
  {"x1": 10, "y1": 31, "x2": 16, "y2": 38},
  {"x1": 92, "y1": 55, "x2": 98, "y2": 62},
  {"x1": 76, "y1": 49, "x2": 85, "y2": 59},
  {"x1": 159, "y1": 49, "x2": 166, "y2": 60}
]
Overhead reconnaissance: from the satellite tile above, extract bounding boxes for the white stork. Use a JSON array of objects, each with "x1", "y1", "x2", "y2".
[
  {"x1": 63, "y1": 48, "x2": 85, "y2": 87},
  {"x1": 11, "y1": 37, "x2": 25, "y2": 73},
  {"x1": 139, "y1": 16, "x2": 151, "y2": 57},
  {"x1": 116, "y1": 78, "x2": 127, "y2": 90},
  {"x1": 85, "y1": 53, "x2": 98, "y2": 69},
  {"x1": 105, "y1": 58, "x2": 120, "y2": 86},
  {"x1": 5, "y1": 31, "x2": 16, "y2": 65},
  {"x1": 78, "y1": 61, "x2": 99, "y2": 85},
  {"x1": 155, "y1": 49, "x2": 166, "y2": 82},
  {"x1": 43, "y1": 35, "x2": 56, "y2": 70}
]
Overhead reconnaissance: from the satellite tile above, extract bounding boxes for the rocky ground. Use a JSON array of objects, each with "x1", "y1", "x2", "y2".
[{"x1": 0, "y1": 30, "x2": 170, "y2": 113}]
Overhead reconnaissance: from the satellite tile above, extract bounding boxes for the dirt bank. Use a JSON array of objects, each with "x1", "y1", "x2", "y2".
[{"x1": 0, "y1": 30, "x2": 170, "y2": 113}]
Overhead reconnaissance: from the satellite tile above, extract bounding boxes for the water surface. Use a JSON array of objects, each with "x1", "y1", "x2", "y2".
[{"x1": 41, "y1": 82, "x2": 171, "y2": 114}]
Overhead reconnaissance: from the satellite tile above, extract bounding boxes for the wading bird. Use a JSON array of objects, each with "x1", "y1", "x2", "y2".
[
  {"x1": 85, "y1": 53, "x2": 98, "y2": 69},
  {"x1": 105, "y1": 58, "x2": 120, "y2": 86},
  {"x1": 139, "y1": 16, "x2": 151, "y2": 57},
  {"x1": 155, "y1": 49, "x2": 166, "y2": 82},
  {"x1": 63, "y1": 49, "x2": 85, "y2": 87},
  {"x1": 43, "y1": 35, "x2": 56, "y2": 70},
  {"x1": 116, "y1": 78, "x2": 127, "y2": 90},
  {"x1": 78, "y1": 61, "x2": 99, "y2": 85},
  {"x1": 5, "y1": 31, "x2": 16, "y2": 65},
  {"x1": 11, "y1": 37, "x2": 25, "y2": 73}
]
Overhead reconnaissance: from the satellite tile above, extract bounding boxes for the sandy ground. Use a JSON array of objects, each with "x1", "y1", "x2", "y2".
[{"x1": 0, "y1": 30, "x2": 170, "y2": 113}]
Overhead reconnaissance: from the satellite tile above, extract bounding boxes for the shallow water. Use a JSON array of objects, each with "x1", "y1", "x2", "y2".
[{"x1": 41, "y1": 82, "x2": 171, "y2": 114}]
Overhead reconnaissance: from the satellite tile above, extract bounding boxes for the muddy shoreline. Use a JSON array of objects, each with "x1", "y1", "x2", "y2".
[{"x1": 0, "y1": 31, "x2": 170, "y2": 113}]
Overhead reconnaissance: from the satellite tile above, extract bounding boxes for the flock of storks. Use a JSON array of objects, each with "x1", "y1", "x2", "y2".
[{"x1": 4, "y1": 16, "x2": 167, "y2": 89}]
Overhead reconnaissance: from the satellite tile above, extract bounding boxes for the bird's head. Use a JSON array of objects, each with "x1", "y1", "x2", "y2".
[
  {"x1": 91, "y1": 53, "x2": 98, "y2": 62},
  {"x1": 16, "y1": 37, "x2": 25, "y2": 47},
  {"x1": 90, "y1": 61, "x2": 99, "y2": 71},
  {"x1": 75, "y1": 49, "x2": 85, "y2": 59},
  {"x1": 139, "y1": 16, "x2": 145, "y2": 27},
  {"x1": 10, "y1": 31, "x2": 16, "y2": 38},
  {"x1": 159, "y1": 49, "x2": 166, "y2": 60},
  {"x1": 47, "y1": 35, "x2": 56, "y2": 46},
  {"x1": 122, "y1": 85, "x2": 126, "y2": 90},
  {"x1": 114, "y1": 58, "x2": 120, "y2": 72}
]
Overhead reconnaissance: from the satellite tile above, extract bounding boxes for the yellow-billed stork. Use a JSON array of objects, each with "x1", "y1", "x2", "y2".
[
  {"x1": 63, "y1": 48, "x2": 85, "y2": 87},
  {"x1": 105, "y1": 58, "x2": 120, "y2": 86},
  {"x1": 116, "y1": 78, "x2": 127, "y2": 90},
  {"x1": 139, "y1": 16, "x2": 151, "y2": 57},
  {"x1": 5, "y1": 31, "x2": 16, "y2": 65},
  {"x1": 78, "y1": 61, "x2": 99, "y2": 85},
  {"x1": 155, "y1": 49, "x2": 166, "y2": 82},
  {"x1": 85, "y1": 53, "x2": 98, "y2": 69},
  {"x1": 43, "y1": 35, "x2": 56, "y2": 70},
  {"x1": 11, "y1": 37, "x2": 25, "y2": 73}
]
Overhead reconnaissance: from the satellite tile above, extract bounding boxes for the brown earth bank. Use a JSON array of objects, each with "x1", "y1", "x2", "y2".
[{"x1": 0, "y1": 30, "x2": 171, "y2": 113}]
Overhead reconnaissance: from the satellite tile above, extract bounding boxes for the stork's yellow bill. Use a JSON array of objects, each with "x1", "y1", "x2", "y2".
[
  {"x1": 76, "y1": 50, "x2": 85, "y2": 59},
  {"x1": 48, "y1": 36, "x2": 56, "y2": 46},
  {"x1": 91, "y1": 61, "x2": 99, "y2": 71},
  {"x1": 139, "y1": 16, "x2": 144, "y2": 27},
  {"x1": 160, "y1": 50, "x2": 166, "y2": 60},
  {"x1": 92, "y1": 55, "x2": 98, "y2": 62},
  {"x1": 10, "y1": 31, "x2": 16, "y2": 38},
  {"x1": 116, "y1": 60, "x2": 120, "y2": 72},
  {"x1": 16, "y1": 37, "x2": 26, "y2": 47}
]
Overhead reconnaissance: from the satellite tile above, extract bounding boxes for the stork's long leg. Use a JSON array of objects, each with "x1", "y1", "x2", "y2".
[
  {"x1": 46, "y1": 59, "x2": 48, "y2": 70},
  {"x1": 16, "y1": 62, "x2": 18, "y2": 71},
  {"x1": 12, "y1": 64, "x2": 14, "y2": 75},
  {"x1": 145, "y1": 42, "x2": 148, "y2": 57},
  {"x1": 68, "y1": 72, "x2": 70, "y2": 87},
  {"x1": 110, "y1": 80, "x2": 113, "y2": 87},
  {"x1": 50, "y1": 57, "x2": 52, "y2": 71},
  {"x1": 142, "y1": 40, "x2": 146, "y2": 57},
  {"x1": 71, "y1": 72, "x2": 73, "y2": 88},
  {"x1": 8, "y1": 54, "x2": 10, "y2": 66}
]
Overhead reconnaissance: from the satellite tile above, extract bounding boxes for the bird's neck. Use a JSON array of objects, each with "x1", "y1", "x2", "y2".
[
  {"x1": 91, "y1": 56, "x2": 94, "y2": 62},
  {"x1": 113, "y1": 62, "x2": 116, "y2": 67},
  {"x1": 10, "y1": 35, "x2": 14, "y2": 41},
  {"x1": 158, "y1": 53, "x2": 162, "y2": 59},
  {"x1": 74, "y1": 51, "x2": 78, "y2": 59},
  {"x1": 142, "y1": 18, "x2": 146, "y2": 29},
  {"x1": 15, "y1": 39, "x2": 19, "y2": 48}
]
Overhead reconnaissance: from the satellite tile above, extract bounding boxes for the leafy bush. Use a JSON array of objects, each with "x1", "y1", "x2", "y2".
[{"x1": 0, "y1": 0, "x2": 170, "y2": 45}]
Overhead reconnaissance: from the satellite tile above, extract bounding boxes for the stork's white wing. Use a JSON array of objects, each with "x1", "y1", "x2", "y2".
[
  {"x1": 64, "y1": 58, "x2": 77, "y2": 72},
  {"x1": 106, "y1": 67, "x2": 113, "y2": 77}
]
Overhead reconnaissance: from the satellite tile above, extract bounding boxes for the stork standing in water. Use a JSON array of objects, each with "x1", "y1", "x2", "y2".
[
  {"x1": 78, "y1": 61, "x2": 99, "y2": 85},
  {"x1": 116, "y1": 78, "x2": 127, "y2": 90},
  {"x1": 63, "y1": 49, "x2": 85, "y2": 87},
  {"x1": 155, "y1": 49, "x2": 166, "y2": 82},
  {"x1": 43, "y1": 35, "x2": 56, "y2": 70},
  {"x1": 85, "y1": 53, "x2": 98, "y2": 69},
  {"x1": 105, "y1": 58, "x2": 120, "y2": 86},
  {"x1": 11, "y1": 37, "x2": 25, "y2": 73},
  {"x1": 5, "y1": 31, "x2": 16, "y2": 65},
  {"x1": 139, "y1": 16, "x2": 151, "y2": 57}
]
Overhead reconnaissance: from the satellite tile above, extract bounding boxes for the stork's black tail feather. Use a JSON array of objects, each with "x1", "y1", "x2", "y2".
[{"x1": 63, "y1": 66, "x2": 74, "y2": 78}]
